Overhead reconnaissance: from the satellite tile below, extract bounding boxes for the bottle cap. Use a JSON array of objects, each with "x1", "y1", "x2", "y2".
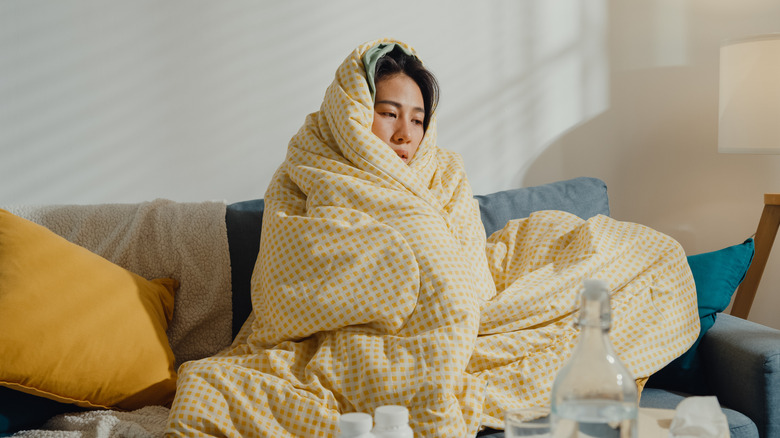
[
  {"x1": 374, "y1": 405, "x2": 409, "y2": 427},
  {"x1": 339, "y1": 412, "x2": 372, "y2": 435},
  {"x1": 582, "y1": 278, "x2": 608, "y2": 298}
]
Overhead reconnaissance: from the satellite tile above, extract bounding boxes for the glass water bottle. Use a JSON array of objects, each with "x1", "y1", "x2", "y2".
[{"x1": 550, "y1": 279, "x2": 638, "y2": 438}]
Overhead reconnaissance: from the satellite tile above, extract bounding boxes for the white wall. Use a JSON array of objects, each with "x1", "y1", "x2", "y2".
[{"x1": 2, "y1": 0, "x2": 779, "y2": 330}]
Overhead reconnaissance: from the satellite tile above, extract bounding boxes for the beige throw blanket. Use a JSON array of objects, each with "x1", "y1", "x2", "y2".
[{"x1": 11, "y1": 407, "x2": 170, "y2": 438}]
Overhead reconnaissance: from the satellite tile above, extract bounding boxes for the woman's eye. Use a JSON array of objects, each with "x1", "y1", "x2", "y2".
[
  {"x1": 380, "y1": 112, "x2": 396, "y2": 118},
  {"x1": 413, "y1": 119, "x2": 423, "y2": 126}
]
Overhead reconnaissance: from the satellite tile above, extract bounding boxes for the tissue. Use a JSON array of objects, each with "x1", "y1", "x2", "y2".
[{"x1": 669, "y1": 396, "x2": 729, "y2": 438}]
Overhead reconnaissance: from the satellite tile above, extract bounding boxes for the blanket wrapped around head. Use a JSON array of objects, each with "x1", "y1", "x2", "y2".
[{"x1": 166, "y1": 39, "x2": 699, "y2": 437}]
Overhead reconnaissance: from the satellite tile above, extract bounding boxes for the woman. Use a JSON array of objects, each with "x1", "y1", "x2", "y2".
[
  {"x1": 367, "y1": 44, "x2": 438, "y2": 164},
  {"x1": 166, "y1": 39, "x2": 698, "y2": 437}
]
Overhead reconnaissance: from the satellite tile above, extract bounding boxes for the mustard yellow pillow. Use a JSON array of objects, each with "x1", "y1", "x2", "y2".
[{"x1": 0, "y1": 209, "x2": 178, "y2": 410}]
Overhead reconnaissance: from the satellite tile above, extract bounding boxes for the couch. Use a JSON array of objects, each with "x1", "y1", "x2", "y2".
[{"x1": 2, "y1": 176, "x2": 779, "y2": 437}]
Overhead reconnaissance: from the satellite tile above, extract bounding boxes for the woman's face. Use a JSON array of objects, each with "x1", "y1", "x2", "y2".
[{"x1": 371, "y1": 73, "x2": 425, "y2": 164}]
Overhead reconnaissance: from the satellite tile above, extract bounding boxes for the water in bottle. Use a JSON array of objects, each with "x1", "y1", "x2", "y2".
[{"x1": 550, "y1": 279, "x2": 638, "y2": 438}]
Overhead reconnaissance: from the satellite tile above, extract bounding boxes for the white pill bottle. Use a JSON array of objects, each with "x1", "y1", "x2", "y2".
[
  {"x1": 371, "y1": 405, "x2": 413, "y2": 438},
  {"x1": 338, "y1": 412, "x2": 375, "y2": 438}
]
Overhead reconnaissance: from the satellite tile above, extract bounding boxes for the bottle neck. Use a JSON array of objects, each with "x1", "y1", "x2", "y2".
[
  {"x1": 576, "y1": 290, "x2": 610, "y2": 331},
  {"x1": 573, "y1": 292, "x2": 613, "y2": 358}
]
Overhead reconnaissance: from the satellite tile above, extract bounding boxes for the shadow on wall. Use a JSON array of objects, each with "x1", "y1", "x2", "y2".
[
  {"x1": 438, "y1": 0, "x2": 610, "y2": 196},
  {"x1": 519, "y1": 0, "x2": 696, "y2": 201},
  {"x1": 520, "y1": 0, "x2": 780, "y2": 251},
  {"x1": 0, "y1": 1, "x2": 353, "y2": 204}
]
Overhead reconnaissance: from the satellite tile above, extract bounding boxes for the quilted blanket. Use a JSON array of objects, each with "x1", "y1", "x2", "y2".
[{"x1": 166, "y1": 39, "x2": 698, "y2": 437}]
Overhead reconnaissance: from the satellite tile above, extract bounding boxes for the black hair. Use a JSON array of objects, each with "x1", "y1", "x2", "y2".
[{"x1": 374, "y1": 46, "x2": 440, "y2": 132}]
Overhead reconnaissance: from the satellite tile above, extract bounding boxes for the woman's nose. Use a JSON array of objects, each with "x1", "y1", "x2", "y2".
[{"x1": 393, "y1": 121, "x2": 411, "y2": 143}]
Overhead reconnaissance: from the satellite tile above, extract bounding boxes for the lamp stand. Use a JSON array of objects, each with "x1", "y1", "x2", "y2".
[{"x1": 730, "y1": 193, "x2": 780, "y2": 319}]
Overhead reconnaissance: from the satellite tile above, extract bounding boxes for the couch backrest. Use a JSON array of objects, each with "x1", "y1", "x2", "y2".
[
  {"x1": 225, "y1": 176, "x2": 610, "y2": 339},
  {"x1": 475, "y1": 176, "x2": 610, "y2": 236}
]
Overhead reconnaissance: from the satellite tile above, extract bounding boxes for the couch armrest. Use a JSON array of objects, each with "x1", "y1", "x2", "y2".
[{"x1": 700, "y1": 313, "x2": 780, "y2": 438}]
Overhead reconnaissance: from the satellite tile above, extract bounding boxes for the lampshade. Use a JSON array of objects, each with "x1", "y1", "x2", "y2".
[{"x1": 718, "y1": 34, "x2": 780, "y2": 154}]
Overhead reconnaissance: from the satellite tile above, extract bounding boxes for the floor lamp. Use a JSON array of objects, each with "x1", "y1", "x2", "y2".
[{"x1": 719, "y1": 34, "x2": 780, "y2": 319}]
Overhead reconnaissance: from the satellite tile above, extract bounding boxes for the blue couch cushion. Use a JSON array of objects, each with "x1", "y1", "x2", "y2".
[{"x1": 475, "y1": 177, "x2": 610, "y2": 237}]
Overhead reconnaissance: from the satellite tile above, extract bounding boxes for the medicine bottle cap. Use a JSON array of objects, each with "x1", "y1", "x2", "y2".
[
  {"x1": 339, "y1": 412, "x2": 372, "y2": 435},
  {"x1": 374, "y1": 405, "x2": 409, "y2": 427}
]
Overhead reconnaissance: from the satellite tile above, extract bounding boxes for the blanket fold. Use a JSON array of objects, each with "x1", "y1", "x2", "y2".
[{"x1": 166, "y1": 39, "x2": 698, "y2": 437}]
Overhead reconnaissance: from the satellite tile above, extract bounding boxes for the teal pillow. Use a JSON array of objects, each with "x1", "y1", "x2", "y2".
[{"x1": 648, "y1": 238, "x2": 754, "y2": 394}]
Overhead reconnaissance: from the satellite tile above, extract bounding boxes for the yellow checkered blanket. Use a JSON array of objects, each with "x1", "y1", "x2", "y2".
[{"x1": 166, "y1": 39, "x2": 698, "y2": 437}]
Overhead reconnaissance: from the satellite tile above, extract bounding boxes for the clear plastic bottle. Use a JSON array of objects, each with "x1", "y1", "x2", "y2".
[
  {"x1": 550, "y1": 279, "x2": 638, "y2": 438},
  {"x1": 338, "y1": 412, "x2": 375, "y2": 438},
  {"x1": 371, "y1": 405, "x2": 414, "y2": 438}
]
